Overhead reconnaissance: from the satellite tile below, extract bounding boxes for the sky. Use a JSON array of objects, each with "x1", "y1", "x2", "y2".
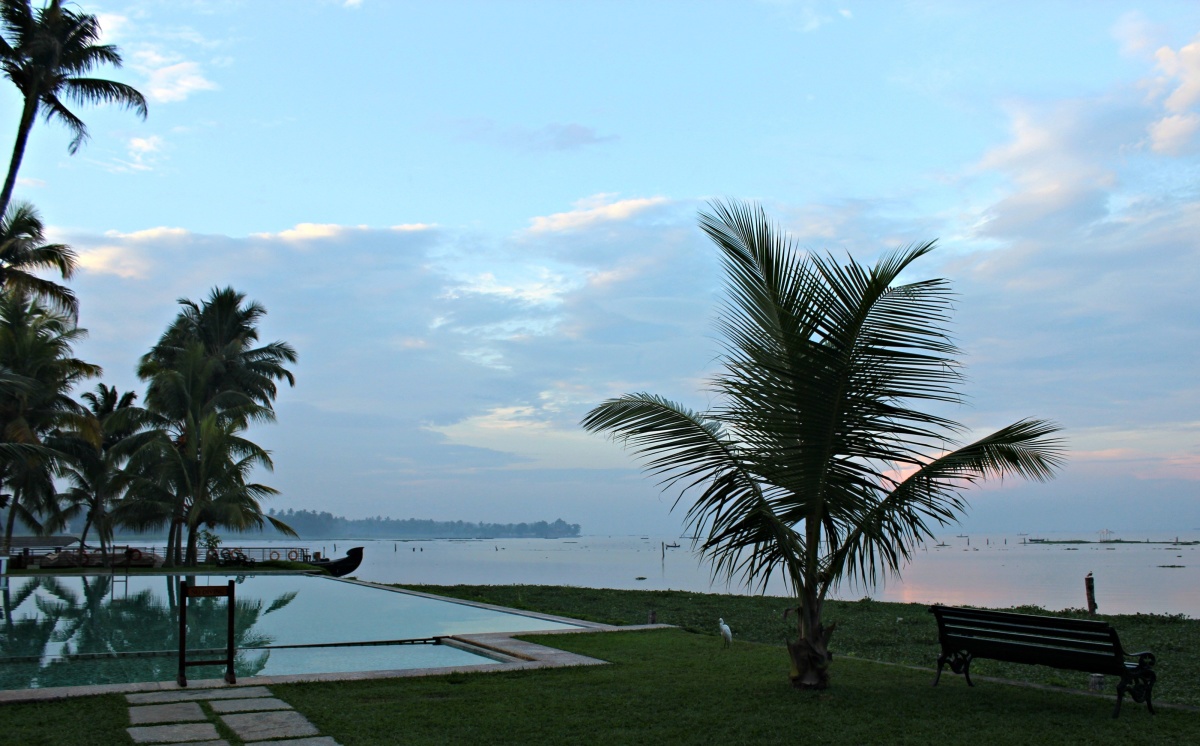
[{"x1": 5, "y1": 0, "x2": 1199, "y2": 537}]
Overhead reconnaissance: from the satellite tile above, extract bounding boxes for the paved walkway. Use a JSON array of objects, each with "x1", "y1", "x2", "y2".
[{"x1": 125, "y1": 685, "x2": 340, "y2": 745}]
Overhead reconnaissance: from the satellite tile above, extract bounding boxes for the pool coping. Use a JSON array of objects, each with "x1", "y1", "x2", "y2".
[{"x1": 0, "y1": 577, "x2": 673, "y2": 703}]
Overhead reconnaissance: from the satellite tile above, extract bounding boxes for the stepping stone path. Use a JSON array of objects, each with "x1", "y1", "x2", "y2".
[{"x1": 125, "y1": 686, "x2": 341, "y2": 745}]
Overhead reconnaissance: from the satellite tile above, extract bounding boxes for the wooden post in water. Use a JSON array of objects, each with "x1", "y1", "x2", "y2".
[{"x1": 1085, "y1": 572, "x2": 1098, "y2": 614}]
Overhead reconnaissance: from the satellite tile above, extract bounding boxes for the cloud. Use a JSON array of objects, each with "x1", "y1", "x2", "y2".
[
  {"x1": 95, "y1": 12, "x2": 131, "y2": 43},
  {"x1": 141, "y1": 59, "x2": 218, "y2": 103},
  {"x1": 1112, "y1": 12, "x2": 1163, "y2": 58},
  {"x1": 1144, "y1": 34, "x2": 1200, "y2": 154},
  {"x1": 971, "y1": 102, "x2": 1134, "y2": 240},
  {"x1": 444, "y1": 269, "x2": 577, "y2": 307},
  {"x1": 526, "y1": 194, "x2": 672, "y2": 234},
  {"x1": 1148, "y1": 112, "x2": 1200, "y2": 154},
  {"x1": 253, "y1": 223, "x2": 364, "y2": 242},
  {"x1": 1156, "y1": 35, "x2": 1200, "y2": 112},
  {"x1": 76, "y1": 245, "x2": 151, "y2": 279},
  {"x1": 428, "y1": 405, "x2": 632, "y2": 470},
  {"x1": 123, "y1": 134, "x2": 164, "y2": 170},
  {"x1": 448, "y1": 119, "x2": 617, "y2": 152}
]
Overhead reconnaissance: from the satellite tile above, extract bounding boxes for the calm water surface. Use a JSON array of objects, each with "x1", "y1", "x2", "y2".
[{"x1": 244, "y1": 531, "x2": 1200, "y2": 618}]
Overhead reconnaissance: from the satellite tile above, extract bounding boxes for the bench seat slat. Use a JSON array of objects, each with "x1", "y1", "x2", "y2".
[{"x1": 942, "y1": 626, "x2": 1118, "y2": 652}]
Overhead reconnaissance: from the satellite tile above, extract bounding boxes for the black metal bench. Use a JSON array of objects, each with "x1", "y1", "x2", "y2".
[{"x1": 929, "y1": 604, "x2": 1156, "y2": 717}]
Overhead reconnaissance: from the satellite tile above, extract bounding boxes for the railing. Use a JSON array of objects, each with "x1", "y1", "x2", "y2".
[{"x1": 3, "y1": 544, "x2": 315, "y2": 570}]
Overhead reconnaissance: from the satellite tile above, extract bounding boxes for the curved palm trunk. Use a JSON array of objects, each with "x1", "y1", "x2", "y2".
[
  {"x1": 78, "y1": 514, "x2": 92, "y2": 552},
  {"x1": 0, "y1": 95, "x2": 40, "y2": 219}
]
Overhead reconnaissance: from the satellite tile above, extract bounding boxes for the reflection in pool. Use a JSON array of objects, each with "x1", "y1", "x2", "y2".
[{"x1": 0, "y1": 573, "x2": 578, "y2": 690}]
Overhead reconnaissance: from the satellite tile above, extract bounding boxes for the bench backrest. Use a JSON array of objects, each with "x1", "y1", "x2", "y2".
[{"x1": 930, "y1": 605, "x2": 1126, "y2": 674}]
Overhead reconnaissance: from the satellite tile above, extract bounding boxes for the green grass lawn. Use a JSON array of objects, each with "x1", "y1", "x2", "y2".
[
  {"x1": 275, "y1": 628, "x2": 1197, "y2": 745},
  {"x1": 402, "y1": 584, "x2": 1200, "y2": 707}
]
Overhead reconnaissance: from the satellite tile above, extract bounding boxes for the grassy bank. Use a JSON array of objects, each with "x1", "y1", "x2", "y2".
[
  {"x1": 278, "y1": 628, "x2": 1196, "y2": 745},
  {"x1": 401, "y1": 584, "x2": 1200, "y2": 708}
]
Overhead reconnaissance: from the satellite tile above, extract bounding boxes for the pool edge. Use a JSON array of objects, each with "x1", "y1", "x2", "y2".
[{"x1": 0, "y1": 581, "x2": 673, "y2": 703}]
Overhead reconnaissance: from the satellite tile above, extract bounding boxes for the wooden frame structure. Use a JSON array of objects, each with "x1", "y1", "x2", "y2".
[{"x1": 177, "y1": 579, "x2": 236, "y2": 687}]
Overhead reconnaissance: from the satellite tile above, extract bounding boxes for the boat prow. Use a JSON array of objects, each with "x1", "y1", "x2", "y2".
[{"x1": 309, "y1": 546, "x2": 364, "y2": 577}]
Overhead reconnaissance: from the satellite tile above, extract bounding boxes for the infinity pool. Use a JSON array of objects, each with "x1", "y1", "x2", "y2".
[{"x1": 0, "y1": 573, "x2": 579, "y2": 690}]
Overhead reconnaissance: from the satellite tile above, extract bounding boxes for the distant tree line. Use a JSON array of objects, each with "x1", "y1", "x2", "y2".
[{"x1": 258, "y1": 509, "x2": 581, "y2": 539}]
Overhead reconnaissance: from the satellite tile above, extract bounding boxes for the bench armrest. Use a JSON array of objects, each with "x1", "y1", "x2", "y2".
[{"x1": 1125, "y1": 651, "x2": 1155, "y2": 667}]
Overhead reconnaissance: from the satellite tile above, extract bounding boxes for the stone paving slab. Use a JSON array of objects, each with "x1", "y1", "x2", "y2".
[
  {"x1": 127, "y1": 722, "x2": 222, "y2": 743},
  {"x1": 208, "y1": 696, "x2": 293, "y2": 713},
  {"x1": 221, "y1": 710, "x2": 319, "y2": 741},
  {"x1": 126, "y1": 686, "x2": 274, "y2": 704},
  {"x1": 245, "y1": 738, "x2": 341, "y2": 746},
  {"x1": 129, "y1": 701, "x2": 207, "y2": 724}
]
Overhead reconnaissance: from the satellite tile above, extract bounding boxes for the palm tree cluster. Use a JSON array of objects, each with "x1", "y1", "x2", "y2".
[
  {"x1": 584, "y1": 201, "x2": 1065, "y2": 688},
  {"x1": 0, "y1": 3, "x2": 295, "y2": 566},
  {"x1": 0, "y1": 288, "x2": 297, "y2": 565}
]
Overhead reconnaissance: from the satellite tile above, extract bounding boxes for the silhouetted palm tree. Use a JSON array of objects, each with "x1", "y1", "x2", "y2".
[
  {"x1": 56, "y1": 383, "x2": 138, "y2": 553},
  {"x1": 0, "y1": 0, "x2": 147, "y2": 215},
  {"x1": 0, "y1": 200, "x2": 76, "y2": 317},
  {"x1": 583, "y1": 200, "x2": 1065, "y2": 689},
  {"x1": 125, "y1": 289, "x2": 296, "y2": 565},
  {"x1": 0, "y1": 291, "x2": 98, "y2": 551}
]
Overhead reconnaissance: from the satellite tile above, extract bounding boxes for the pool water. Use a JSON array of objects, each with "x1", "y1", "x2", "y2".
[{"x1": 0, "y1": 573, "x2": 578, "y2": 690}]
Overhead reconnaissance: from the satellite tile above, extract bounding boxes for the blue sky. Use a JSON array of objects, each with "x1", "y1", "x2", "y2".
[{"x1": 8, "y1": 0, "x2": 1200, "y2": 536}]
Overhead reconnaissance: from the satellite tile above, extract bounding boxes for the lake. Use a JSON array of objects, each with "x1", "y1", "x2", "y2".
[{"x1": 234, "y1": 530, "x2": 1199, "y2": 618}]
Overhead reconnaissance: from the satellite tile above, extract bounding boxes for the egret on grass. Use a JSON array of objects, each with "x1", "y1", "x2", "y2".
[{"x1": 719, "y1": 618, "x2": 732, "y2": 648}]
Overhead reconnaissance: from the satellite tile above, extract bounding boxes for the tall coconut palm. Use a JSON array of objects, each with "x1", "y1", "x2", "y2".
[
  {"x1": 0, "y1": 200, "x2": 76, "y2": 317},
  {"x1": 0, "y1": 290, "x2": 98, "y2": 551},
  {"x1": 55, "y1": 383, "x2": 138, "y2": 553},
  {"x1": 129, "y1": 291, "x2": 296, "y2": 566},
  {"x1": 0, "y1": 0, "x2": 147, "y2": 215},
  {"x1": 582, "y1": 200, "x2": 1065, "y2": 689}
]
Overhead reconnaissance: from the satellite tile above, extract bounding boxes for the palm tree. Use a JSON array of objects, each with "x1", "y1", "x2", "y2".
[
  {"x1": 0, "y1": 290, "x2": 98, "y2": 551},
  {"x1": 0, "y1": 200, "x2": 76, "y2": 317},
  {"x1": 55, "y1": 383, "x2": 137, "y2": 554},
  {"x1": 125, "y1": 290, "x2": 296, "y2": 565},
  {"x1": 0, "y1": 0, "x2": 147, "y2": 215},
  {"x1": 582, "y1": 200, "x2": 1065, "y2": 689},
  {"x1": 119, "y1": 402, "x2": 293, "y2": 566},
  {"x1": 139, "y1": 287, "x2": 297, "y2": 422}
]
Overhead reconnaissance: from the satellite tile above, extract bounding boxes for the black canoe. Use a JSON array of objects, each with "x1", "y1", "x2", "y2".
[{"x1": 309, "y1": 546, "x2": 364, "y2": 577}]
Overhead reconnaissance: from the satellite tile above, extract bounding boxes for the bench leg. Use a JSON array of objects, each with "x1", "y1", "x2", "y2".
[
  {"x1": 935, "y1": 650, "x2": 973, "y2": 687},
  {"x1": 1116, "y1": 670, "x2": 1157, "y2": 718}
]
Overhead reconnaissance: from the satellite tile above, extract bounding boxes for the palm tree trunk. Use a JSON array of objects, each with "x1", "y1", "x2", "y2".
[
  {"x1": 78, "y1": 515, "x2": 92, "y2": 552},
  {"x1": 3, "y1": 502, "x2": 16, "y2": 556},
  {"x1": 0, "y1": 95, "x2": 41, "y2": 219},
  {"x1": 185, "y1": 524, "x2": 199, "y2": 566},
  {"x1": 787, "y1": 584, "x2": 835, "y2": 689},
  {"x1": 787, "y1": 517, "x2": 835, "y2": 689},
  {"x1": 164, "y1": 519, "x2": 178, "y2": 568}
]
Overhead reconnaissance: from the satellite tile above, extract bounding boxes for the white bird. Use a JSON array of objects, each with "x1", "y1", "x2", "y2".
[{"x1": 718, "y1": 618, "x2": 732, "y2": 648}]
